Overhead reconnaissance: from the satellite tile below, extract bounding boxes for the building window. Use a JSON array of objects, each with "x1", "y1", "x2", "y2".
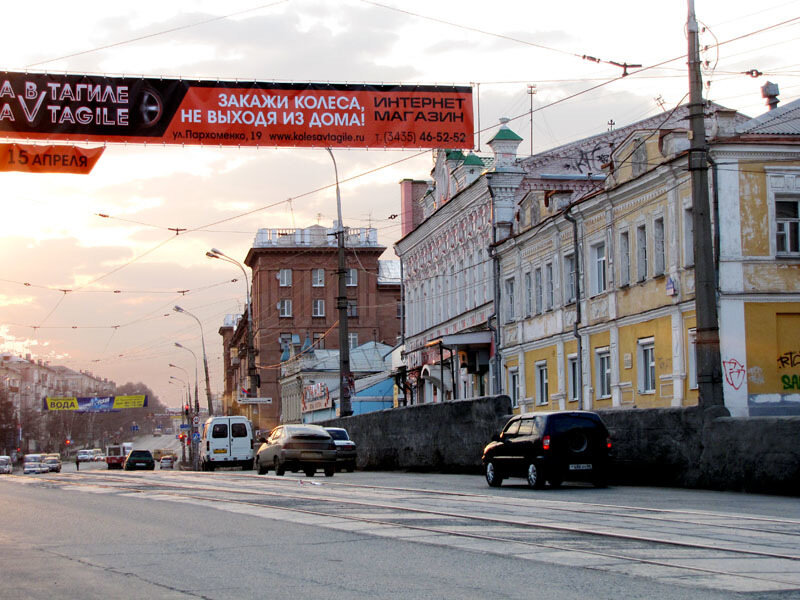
[
  {"x1": 396, "y1": 300, "x2": 403, "y2": 319},
  {"x1": 776, "y1": 196, "x2": 800, "y2": 255},
  {"x1": 312, "y1": 299, "x2": 325, "y2": 317},
  {"x1": 509, "y1": 368, "x2": 520, "y2": 408},
  {"x1": 534, "y1": 268, "x2": 543, "y2": 314},
  {"x1": 313, "y1": 333, "x2": 325, "y2": 349},
  {"x1": 345, "y1": 268, "x2": 358, "y2": 286},
  {"x1": 592, "y1": 242, "x2": 607, "y2": 295},
  {"x1": 312, "y1": 268, "x2": 325, "y2": 287},
  {"x1": 347, "y1": 300, "x2": 358, "y2": 318},
  {"x1": 505, "y1": 277, "x2": 515, "y2": 322},
  {"x1": 596, "y1": 348, "x2": 611, "y2": 398},
  {"x1": 278, "y1": 268, "x2": 292, "y2": 287},
  {"x1": 684, "y1": 207, "x2": 694, "y2": 266},
  {"x1": 637, "y1": 224, "x2": 648, "y2": 281},
  {"x1": 278, "y1": 299, "x2": 292, "y2": 317},
  {"x1": 457, "y1": 260, "x2": 464, "y2": 314},
  {"x1": 564, "y1": 253, "x2": 576, "y2": 303},
  {"x1": 568, "y1": 355, "x2": 579, "y2": 403},
  {"x1": 638, "y1": 338, "x2": 656, "y2": 393},
  {"x1": 654, "y1": 217, "x2": 665, "y2": 276},
  {"x1": 348, "y1": 333, "x2": 359, "y2": 349},
  {"x1": 687, "y1": 328, "x2": 697, "y2": 390},
  {"x1": 535, "y1": 362, "x2": 549, "y2": 405},
  {"x1": 545, "y1": 262, "x2": 554, "y2": 311},
  {"x1": 524, "y1": 272, "x2": 532, "y2": 316},
  {"x1": 619, "y1": 230, "x2": 630, "y2": 286}
]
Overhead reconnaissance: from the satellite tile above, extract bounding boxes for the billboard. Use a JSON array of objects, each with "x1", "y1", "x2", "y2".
[
  {"x1": 0, "y1": 72, "x2": 473, "y2": 149},
  {"x1": 43, "y1": 394, "x2": 148, "y2": 412}
]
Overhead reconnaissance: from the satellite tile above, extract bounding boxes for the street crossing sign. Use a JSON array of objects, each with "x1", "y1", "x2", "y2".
[{"x1": 192, "y1": 432, "x2": 201, "y2": 442}]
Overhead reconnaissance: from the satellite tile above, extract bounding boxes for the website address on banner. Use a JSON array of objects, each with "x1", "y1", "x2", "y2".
[{"x1": 267, "y1": 132, "x2": 364, "y2": 144}]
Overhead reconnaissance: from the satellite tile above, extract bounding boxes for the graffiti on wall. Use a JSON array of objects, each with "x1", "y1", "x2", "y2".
[{"x1": 722, "y1": 358, "x2": 746, "y2": 390}]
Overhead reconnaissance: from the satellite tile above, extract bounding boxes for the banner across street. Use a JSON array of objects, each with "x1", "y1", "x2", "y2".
[{"x1": 0, "y1": 71, "x2": 474, "y2": 149}]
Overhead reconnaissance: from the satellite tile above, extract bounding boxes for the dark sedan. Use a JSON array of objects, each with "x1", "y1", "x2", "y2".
[
  {"x1": 324, "y1": 427, "x2": 357, "y2": 472},
  {"x1": 255, "y1": 424, "x2": 336, "y2": 477},
  {"x1": 124, "y1": 449, "x2": 156, "y2": 471}
]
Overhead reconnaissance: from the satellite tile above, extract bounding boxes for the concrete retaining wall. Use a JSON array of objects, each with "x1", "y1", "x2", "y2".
[{"x1": 323, "y1": 397, "x2": 800, "y2": 495}]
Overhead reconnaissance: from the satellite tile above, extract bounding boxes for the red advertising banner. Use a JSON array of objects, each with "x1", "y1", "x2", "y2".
[
  {"x1": 0, "y1": 142, "x2": 104, "y2": 174},
  {"x1": 0, "y1": 72, "x2": 473, "y2": 149}
]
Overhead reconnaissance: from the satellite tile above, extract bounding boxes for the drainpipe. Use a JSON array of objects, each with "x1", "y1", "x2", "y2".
[
  {"x1": 708, "y1": 155, "x2": 721, "y2": 292},
  {"x1": 564, "y1": 206, "x2": 583, "y2": 409}
]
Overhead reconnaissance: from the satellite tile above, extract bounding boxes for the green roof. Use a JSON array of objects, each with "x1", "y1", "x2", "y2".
[
  {"x1": 462, "y1": 153, "x2": 484, "y2": 166},
  {"x1": 445, "y1": 149, "x2": 465, "y2": 161},
  {"x1": 489, "y1": 127, "x2": 523, "y2": 143}
]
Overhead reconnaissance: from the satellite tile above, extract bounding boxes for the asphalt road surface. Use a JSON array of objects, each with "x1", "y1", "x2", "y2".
[{"x1": 2, "y1": 468, "x2": 799, "y2": 600}]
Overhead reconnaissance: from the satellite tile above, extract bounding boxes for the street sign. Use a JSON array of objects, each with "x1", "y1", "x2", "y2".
[
  {"x1": 180, "y1": 424, "x2": 189, "y2": 429},
  {"x1": 192, "y1": 432, "x2": 201, "y2": 442},
  {"x1": 192, "y1": 415, "x2": 199, "y2": 426}
]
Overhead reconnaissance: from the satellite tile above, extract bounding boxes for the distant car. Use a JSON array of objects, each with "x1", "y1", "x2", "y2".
[
  {"x1": 23, "y1": 462, "x2": 49, "y2": 474},
  {"x1": 42, "y1": 456, "x2": 62, "y2": 473},
  {"x1": 76, "y1": 450, "x2": 93, "y2": 463},
  {"x1": 0, "y1": 456, "x2": 12, "y2": 474},
  {"x1": 255, "y1": 424, "x2": 336, "y2": 477},
  {"x1": 159, "y1": 456, "x2": 174, "y2": 469},
  {"x1": 482, "y1": 411, "x2": 612, "y2": 489},
  {"x1": 324, "y1": 427, "x2": 357, "y2": 472},
  {"x1": 124, "y1": 450, "x2": 156, "y2": 471},
  {"x1": 23, "y1": 453, "x2": 44, "y2": 465}
]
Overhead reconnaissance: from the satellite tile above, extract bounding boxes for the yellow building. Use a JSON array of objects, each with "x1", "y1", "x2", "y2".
[{"x1": 498, "y1": 98, "x2": 800, "y2": 417}]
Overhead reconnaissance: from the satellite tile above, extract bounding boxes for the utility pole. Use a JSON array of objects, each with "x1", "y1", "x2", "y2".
[
  {"x1": 327, "y1": 149, "x2": 353, "y2": 417},
  {"x1": 527, "y1": 84, "x2": 537, "y2": 155},
  {"x1": 687, "y1": 0, "x2": 723, "y2": 408}
]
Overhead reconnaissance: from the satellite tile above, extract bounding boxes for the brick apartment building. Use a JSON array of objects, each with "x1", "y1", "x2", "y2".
[{"x1": 219, "y1": 224, "x2": 401, "y2": 432}]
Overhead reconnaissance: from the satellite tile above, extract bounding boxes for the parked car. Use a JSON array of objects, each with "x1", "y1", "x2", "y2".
[
  {"x1": 23, "y1": 462, "x2": 49, "y2": 474},
  {"x1": 123, "y1": 450, "x2": 156, "y2": 471},
  {"x1": 482, "y1": 411, "x2": 612, "y2": 489},
  {"x1": 76, "y1": 449, "x2": 93, "y2": 463},
  {"x1": 42, "y1": 455, "x2": 62, "y2": 473},
  {"x1": 0, "y1": 455, "x2": 12, "y2": 474},
  {"x1": 324, "y1": 427, "x2": 357, "y2": 472},
  {"x1": 159, "y1": 455, "x2": 174, "y2": 469},
  {"x1": 255, "y1": 424, "x2": 336, "y2": 477}
]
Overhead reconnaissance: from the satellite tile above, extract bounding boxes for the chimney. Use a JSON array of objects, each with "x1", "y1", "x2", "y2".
[
  {"x1": 399, "y1": 179, "x2": 429, "y2": 236},
  {"x1": 761, "y1": 81, "x2": 780, "y2": 111}
]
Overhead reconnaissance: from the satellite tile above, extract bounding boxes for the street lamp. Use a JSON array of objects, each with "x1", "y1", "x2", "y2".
[
  {"x1": 326, "y1": 147, "x2": 353, "y2": 417},
  {"x1": 206, "y1": 248, "x2": 258, "y2": 400},
  {"x1": 172, "y1": 347, "x2": 199, "y2": 415},
  {"x1": 173, "y1": 305, "x2": 213, "y2": 415}
]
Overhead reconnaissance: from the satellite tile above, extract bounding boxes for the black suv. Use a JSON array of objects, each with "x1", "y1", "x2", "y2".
[{"x1": 482, "y1": 411, "x2": 611, "y2": 489}]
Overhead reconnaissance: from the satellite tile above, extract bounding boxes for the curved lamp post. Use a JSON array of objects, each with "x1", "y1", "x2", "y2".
[
  {"x1": 174, "y1": 305, "x2": 213, "y2": 415},
  {"x1": 173, "y1": 346, "x2": 199, "y2": 414},
  {"x1": 206, "y1": 248, "x2": 258, "y2": 399}
]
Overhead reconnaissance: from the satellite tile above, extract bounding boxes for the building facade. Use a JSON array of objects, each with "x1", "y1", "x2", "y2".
[
  {"x1": 219, "y1": 224, "x2": 401, "y2": 432},
  {"x1": 496, "y1": 98, "x2": 800, "y2": 417}
]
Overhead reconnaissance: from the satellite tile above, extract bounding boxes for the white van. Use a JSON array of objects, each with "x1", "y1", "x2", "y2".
[{"x1": 200, "y1": 416, "x2": 254, "y2": 471}]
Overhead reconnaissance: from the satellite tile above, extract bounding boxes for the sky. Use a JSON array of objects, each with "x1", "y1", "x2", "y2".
[{"x1": 0, "y1": 0, "x2": 798, "y2": 408}]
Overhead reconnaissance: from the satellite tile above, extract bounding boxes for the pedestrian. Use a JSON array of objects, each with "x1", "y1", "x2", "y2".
[{"x1": 75, "y1": 454, "x2": 79, "y2": 471}]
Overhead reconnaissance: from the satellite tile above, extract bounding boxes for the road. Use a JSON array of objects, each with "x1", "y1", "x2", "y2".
[{"x1": 2, "y1": 467, "x2": 799, "y2": 599}]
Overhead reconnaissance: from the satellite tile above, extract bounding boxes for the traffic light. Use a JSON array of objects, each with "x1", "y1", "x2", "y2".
[
  {"x1": 65, "y1": 439, "x2": 71, "y2": 446},
  {"x1": 184, "y1": 404, "x2": 189, "y2": 417}
]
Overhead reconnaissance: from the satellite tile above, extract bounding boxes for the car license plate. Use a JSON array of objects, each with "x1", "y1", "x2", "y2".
[
  {"x1": 569, "y1": 463, "x2": 592, "y2": 471},
  {"x1": 301, "y1": 451, "x2": 321, "y2": 459},
  {"x1": 213, "y1": 449, "x2": 226, "y2": 454},
  {"x1": 135, "y1": 463, "x2": 145, "y2": 466}
]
